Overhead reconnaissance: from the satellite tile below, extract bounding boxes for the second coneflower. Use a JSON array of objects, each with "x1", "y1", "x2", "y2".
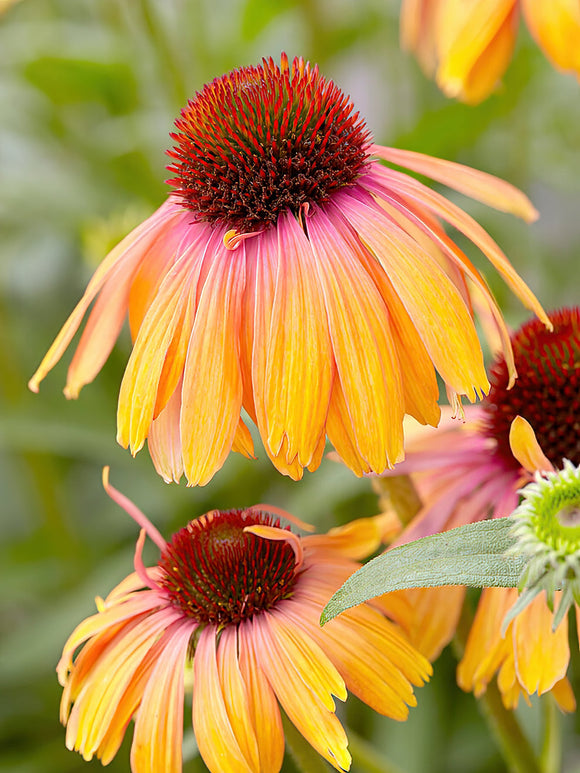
[
  {"x1": 59, "y1": 472, "x2": 430, "y2": 773},
  {"x1": 30, "y1": 53, "x2": 547, "y2": 485}
]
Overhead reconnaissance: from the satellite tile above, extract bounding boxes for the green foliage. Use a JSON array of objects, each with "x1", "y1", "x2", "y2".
[{"x1": 322, "y1": 519, "x2": 527, "y2": 624}]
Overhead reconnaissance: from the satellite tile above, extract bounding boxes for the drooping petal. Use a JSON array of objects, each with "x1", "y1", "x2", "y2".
[
  {"x1": 362, "y1": 170, "x2": 517, "y2": 387},
  {"x1": 435, "y1": 0, "x2": 518, "y2": 104},
  {"x1": 28, "y1": 200, "x2": 182, "y2": 394},
  {"x1": 192, "y1": 627, "x2": 256, "y2": 773},
  {"x1": 336, "y1": 190, "x2": 488, "y2": 400},
  {"x1": 522, "y1": 0, "x2": 580, "y2": 76},
  {"x1": 372, "y1": 143, "x2": 537, "y2": 221},
  {"x1": 512, "y1": 593, "x2": 570, "y2": 696},
  {"x1": 251, "y1": 613, "x2": 351, "y2": 772},
  {"x1": 116, "y1": 246, "x2": 203, "y2": 455},
  {"x1": 148, "y1": 380, "x2": 184, "y2": 484},
  {"x1": 307, "y1": 205, "x2": 405, "y2": 469},
  {"x1": 457, "y1": 587, "x2": 516, "y2": 696},
  {"x1": 131, "y1": 620, "x2": 193, "y2": 773},
  {"x1": 263, "y1": 212, "x2": 333, "y2": 469},
  {"x1": 67, "y1": 608, "x2": 181, "y2": 760},
  {"x1": 216, "y1": 628, "x2": 260, "y2": 772},
  {"x1": 509, "y1": 416, "x2": 555, "y2": 474},
  {"x1": 378, "y1": 586, "x2": 466, "y2": 662},
  {"x1": 180, "y1": 238, "x2": 246, "y2": 486},
  {"x1": 368, "y1": 161, "x2": 549, "y2": 327},
  {"x1": 238, "y1": 620, "x2": 285, "y2": 773}
]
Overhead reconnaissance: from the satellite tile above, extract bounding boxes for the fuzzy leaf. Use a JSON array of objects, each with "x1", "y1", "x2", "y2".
[{"x1": 321, "y1": 517, "x2": 527, "y2": 623}]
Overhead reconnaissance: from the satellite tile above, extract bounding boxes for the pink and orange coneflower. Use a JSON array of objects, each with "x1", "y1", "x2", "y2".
[
  {"x1": 401, "y1": 0, "x2": 580, "y2": 104},
  {"x1": 30, "y1": 54, "x2": 547, "y2": 485},
  {"x1": 380, "y1": 308, "x2": 580, "y2": 709},
  {"x1": 58, "y1": 471, "x2": 431, "y2": 773}
]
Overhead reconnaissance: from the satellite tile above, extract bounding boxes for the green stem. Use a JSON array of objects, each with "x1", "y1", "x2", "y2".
[
  {"x1": 454, "y1": 601, "x2": 542, "y2": 773},
  {"x1": 347, "y1": 729, "x2": 406, "y2": 773},
  {"x1": 282, "y1": 713, "x2": 330, "y2": 773},
  {"x1": 540, "y1": 695, "x2": 561, "y2": 773}
]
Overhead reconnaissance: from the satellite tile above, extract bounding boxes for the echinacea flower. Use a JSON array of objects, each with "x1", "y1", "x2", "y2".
[
  {"x1": 401, "y1": 0, "x2": 580, "y2": 104},
  {"x1": 378, "y1": 307, "x2": 580, "y2": 709},
  {"x1": 29, "y1": 54, "x2": 547, "y2": 486},
  {"x1": 58, "y1": 470, "x2": 431, "y2": 773}
]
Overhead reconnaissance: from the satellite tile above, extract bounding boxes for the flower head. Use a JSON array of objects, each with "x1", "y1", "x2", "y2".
[
  {"x1": 30, "y1": 54, "x2": 547, "y2": 485},
  {"x1": 378, "y1": 308, "x2": 580, "y2": 708},
  {"x1": 401, "y1": 0, "x2": 580, "y2": 104},
  {"x1": 59, "y1": 470, "x2": 431, "y2": 773}
]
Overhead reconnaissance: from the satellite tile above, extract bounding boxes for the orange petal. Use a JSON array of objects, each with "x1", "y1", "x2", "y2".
[
  {"x1": 379, "y1": 586, "x2": 465, "y2": 662},
  {"x1": 180, "y1": 242, "x2": 246, "y2": 486},
  {"x1": 252, "y1": 613, "x2": 351, "y2": 771},
  {"x1": 372, "y1": 144, "x2": 537, "y2": 222},
  {"x1": 371, "y1": 161, "x2": 549, "y2": 328},
  {"x1": 513, "y1": 593, "x2": 570, "y2": 696},
  {"x1": 325, "y1": 380, "x2": 372, "y2": 477},
  {"x1": 338, "y1": 191, "x2": 488, "y2": 400},
  {"x1": 308, "y1": 205, "x2": 405, "y2": 470},
  {"x1": 148, "y1": 381, "x2": 184, "y2": 484},
  {"x1": 551, "y1": 677, "x2": 577, "y2": 713},
  {"x1": 238, "y1": 621, "x2": 285, "y2": 773},
  {"x1": 522, "y1": 0, "x2": 580, "y2": 75},
  {"x1": 192, "y1": 627, "x2": 256, "y2": 773},
  {"x1": 363, "y1": 174, "x2": 517, "y2": 388},
  {"x1": 400, "y1": 0, "x2": 441, "y2": 74},
  {"x1": 131, "y1": 621, "x2": 192, "y2": 773},
  {"x1": 216, "y1": 628, "x2": 260, "y2": 771},
  {"x1": 435, "y1": 0, "x2": 518, "y2": 104},
  {"x1": 457, "y1": 587, "x2": 517, "y2": 695},
  {"x1": 509, "y1": 416, "x2": 554, "y2": 474},
  {"x1": 116, "y1": 253, "x2": 200, "y2": 454},
  {"x1": 263, "y1": 213, "x2": 333, "y2": 468},
  {"x1": 29, "y1": 202, "x2": 180, "y2": 394}
]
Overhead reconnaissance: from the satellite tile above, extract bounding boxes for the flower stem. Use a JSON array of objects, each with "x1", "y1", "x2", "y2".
[
  {"x1": 454, "y1": 600, "x2": 542, "y2": 773},
  {"x1": 347, "y1": 729, "x2": 406, "y2": 773},
  {"x1": 540, "y1": 695, "x2": 561, "y2": 773}
]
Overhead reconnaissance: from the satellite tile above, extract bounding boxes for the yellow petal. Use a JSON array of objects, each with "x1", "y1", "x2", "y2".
[
  {"x1": 435, "y1": 0, "x2": 518, "y2": 104},
  {"x1": 192, "y1": 627, "x2": 256, "y2": 773},
  {"x1": 180, "y1": 241, "x2": 246, "y2": 486},
  {"x1": 339, "y1": 191, "x2": 488, "y2": 400},
  {"x1": 264, "y1": 213, "x2": 333, "y2": 467},
  {"x1": 117, "y1": 254, "x2": 200, "y2": 454},
  {"x1": 371, "y1": 161, "x2": 549, "y2": 328},
  {"x1": 252, "y1": 613, "x2": 351, "y2": 771},
  {"x1": 522, "y1": 0, "x2": 580, "y2": 75},
  {"x1": 508, "y1": 416, "x2": 554, "y2": 474},
  {"x1": 216, "y1": 628, "x2": 260, "y2": 771},
  {"x1": 131, "y1": 622, "x2": 192, "y2": 773},
  {"x1": 308, "y1": 204, "x2": 405, "y2": 470},
  {"x1": 238, "y1": 621, "x2": 285, "y2": 773},
  {"x1": 513, "y1": 593, "x2": 570, "y2": 696},
  {"x1": 372, "y1": 144, "x2": 538, "y2": 222}
]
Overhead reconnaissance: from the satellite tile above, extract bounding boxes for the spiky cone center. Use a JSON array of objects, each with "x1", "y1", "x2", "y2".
[
  {"x1": 508, "y1": 461, "x2": 580, "y2": 626},
  {"x1": 158, "y1": 509, "x2": 298, "y2": 625},
  {"x1": 482, "y1": 308, "x2": 580, "y2": 471},
  {"x1": 166, "y1": 53, "x2": 371, "y2": 232}
]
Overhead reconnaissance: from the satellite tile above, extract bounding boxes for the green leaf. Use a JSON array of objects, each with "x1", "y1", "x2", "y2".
[{"x1": 321, "y1": 518, "x2": 527, "y2": 624}]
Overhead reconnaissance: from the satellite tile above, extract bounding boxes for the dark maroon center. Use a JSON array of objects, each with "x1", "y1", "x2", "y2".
[
  {"x1": 166, "y1": 54, "x2": 370, "y2": 232},
  {"x1": 158, "y1": 509, "x2": 298, "y2": 625},
  {"x1": 482, "y1": 308, "x2": 580, "y2": 470}
]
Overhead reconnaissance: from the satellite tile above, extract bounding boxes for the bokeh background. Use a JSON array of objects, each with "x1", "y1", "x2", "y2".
[{"x1": 1, "y1": 1, "x2": 579, "y2": 771}]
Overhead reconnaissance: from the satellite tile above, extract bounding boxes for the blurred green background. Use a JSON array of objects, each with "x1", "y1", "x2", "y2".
[{"x1": 0, "y1": 1, "x2": 579, "y2": 771}]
